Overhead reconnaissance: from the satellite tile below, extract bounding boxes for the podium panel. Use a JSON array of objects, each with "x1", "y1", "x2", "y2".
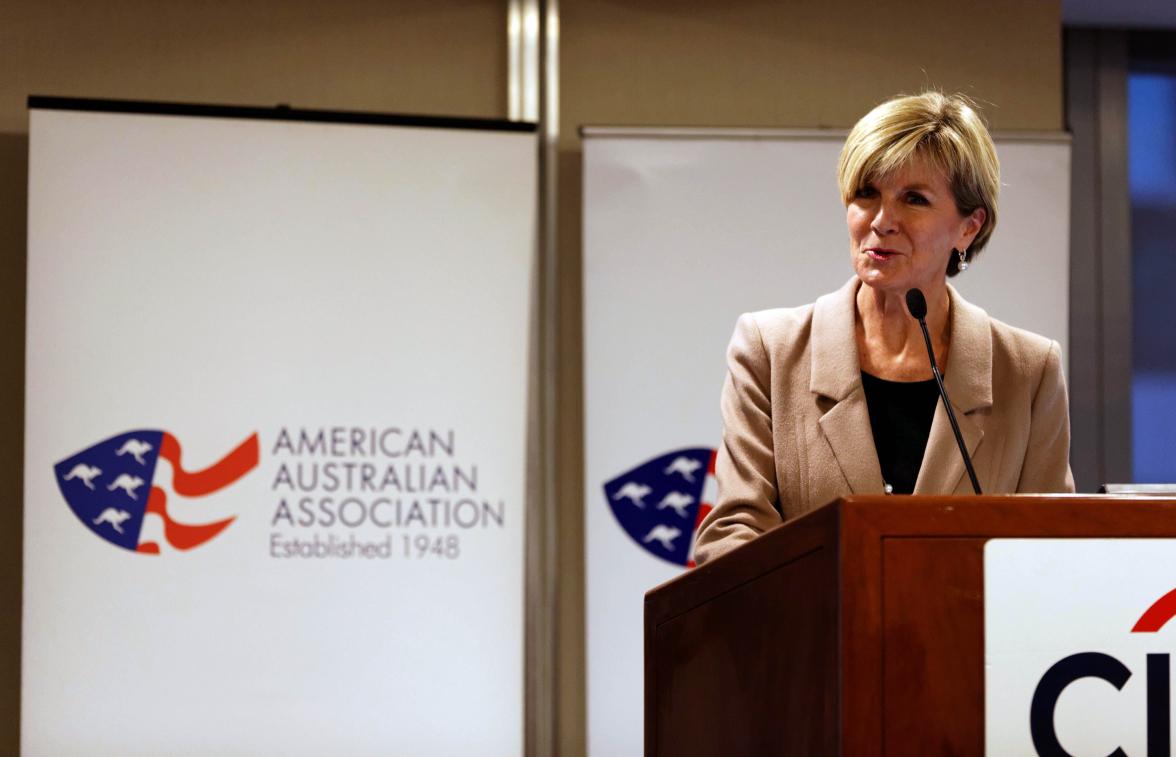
[{"x1": 645, "y1": 496, "x2": 1176, "y2": 755}]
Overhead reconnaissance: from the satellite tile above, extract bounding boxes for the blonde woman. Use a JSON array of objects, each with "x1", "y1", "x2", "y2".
[{"x1": 694, "y1": 92, "x2": 1075, "y2": 565}]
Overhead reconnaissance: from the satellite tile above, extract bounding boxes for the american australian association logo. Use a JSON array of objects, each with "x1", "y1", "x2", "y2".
[
  {"x1": 54, "y1": 425, "x2": 506, "y2": 561},
  {"x1": 603, "y1": 447, "x2": 717, "y2": 567},
  {"x1": 54, "y1": 429, "x2": 260, "y2": 554}
]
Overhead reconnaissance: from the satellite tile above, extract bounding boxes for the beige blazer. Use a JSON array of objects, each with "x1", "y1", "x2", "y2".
[{"x1": 694, "y1": 277, "x2": 1075, "y2": 565}]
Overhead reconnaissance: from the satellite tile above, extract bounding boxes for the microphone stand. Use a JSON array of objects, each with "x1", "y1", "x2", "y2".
[{"x1": 907, "y1": 289, "x2": 983, "y2": 495}]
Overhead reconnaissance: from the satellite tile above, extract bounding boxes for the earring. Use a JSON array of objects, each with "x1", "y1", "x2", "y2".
[{"x1": 957, "y1": 248, "x2": 970, "y2": 272}]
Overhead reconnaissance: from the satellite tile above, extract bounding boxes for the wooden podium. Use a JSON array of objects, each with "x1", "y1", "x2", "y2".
[{"x1": 644, "y1": 495, "x2": 1176, "y2": 755}]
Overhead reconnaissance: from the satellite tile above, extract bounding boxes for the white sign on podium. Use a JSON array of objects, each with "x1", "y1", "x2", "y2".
[{"x1": 986, "y1": 539, "x2": 1176, "y2": 755}]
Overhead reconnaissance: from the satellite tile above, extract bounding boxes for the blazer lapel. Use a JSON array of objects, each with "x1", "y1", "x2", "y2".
[
  {"x1": 812, "y1": 278, "x2": 886, "y2": 494},
  {"x1": 913, "y1": 284, "x2": 993, "y2": 494},
  {"x1": 913, "y1": 401, "x2": 984, "y2": 494},
  {"x1": 818, "y1": 391, "x2": 885, "y2": 493}
]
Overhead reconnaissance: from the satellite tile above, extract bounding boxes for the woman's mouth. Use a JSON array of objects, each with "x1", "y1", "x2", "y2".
[{"x1": 865, "y1": 248, "x2": 899, "y2": 261}]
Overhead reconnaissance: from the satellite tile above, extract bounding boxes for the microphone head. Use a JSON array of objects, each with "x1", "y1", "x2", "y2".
[{"x1": 905, "y1": 288, "x2": 928, "y2": 320}]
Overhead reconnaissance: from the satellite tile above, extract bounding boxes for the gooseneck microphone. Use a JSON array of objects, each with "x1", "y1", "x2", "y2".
[{"x1": 905, "y1": 288, "x2": 983, "y2": 494}]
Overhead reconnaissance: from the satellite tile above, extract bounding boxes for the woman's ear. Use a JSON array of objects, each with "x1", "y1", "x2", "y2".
[{"x1": 960, "y1": 207, "x2": 987, "y2": 248}]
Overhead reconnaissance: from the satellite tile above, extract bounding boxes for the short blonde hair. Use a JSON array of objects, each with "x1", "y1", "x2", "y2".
[{"x1": 837, "y1": 92, "x2": 1000, "y2": 275}]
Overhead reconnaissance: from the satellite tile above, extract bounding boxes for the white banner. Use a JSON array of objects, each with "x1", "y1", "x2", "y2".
[
  {"x1": 986, "y1": 539, "x2": 1176, "y2": 755},
  {"x1": 583, "y1": 131, "x2": 1071, "y2": 755},
  {"x1": 24, "y1": 106, "x2": 535, "y2": 756}
]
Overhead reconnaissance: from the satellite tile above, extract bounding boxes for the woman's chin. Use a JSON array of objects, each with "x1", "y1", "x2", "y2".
[{"x1": 856, "y1": 266, "x2": 908, "y2": 292}]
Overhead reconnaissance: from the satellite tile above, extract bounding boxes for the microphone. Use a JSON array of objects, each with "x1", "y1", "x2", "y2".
[{"x1": 905, "y1": 288, "x2": 982, "y2": 494}]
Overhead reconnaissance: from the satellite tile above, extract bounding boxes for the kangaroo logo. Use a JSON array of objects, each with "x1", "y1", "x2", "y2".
[
  {"x1": 603, "y1": 447, "x2": 716, "y2": 567},
  {"x1": 63, "y1": 463, "x2": 102, "y2": 490},
  {"x1": 115, "y1": 439, "x2": 153, "y2": 465},
  {"x1": 106, "y1": 474, "x2": 145, "y2": 499},
  {"x1": 656, "y1": 491, "x2": 694, "y2": 518},
  {"x1": 55, "y1": 429, "x2": 259, "y2": 554},
  {"x1": 663, "y1": 456, "x2": 703, "y2": 482},
  {"x1": 612, "y1": 482, "x2": 652, "y2": 508},
  {"x1": 642, "y1": 524, "x2": 682, "y2": 551},
  {"x1": 92, "y1": 508, "x2": 132, "y2": 534}
]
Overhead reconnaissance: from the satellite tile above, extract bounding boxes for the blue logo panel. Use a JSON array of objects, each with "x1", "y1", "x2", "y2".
[
  {"x1": 54, "y1": 430, "x2": 164, "y2": 552},
  {"x1": 603, "y1": 447, "x2": 712, "y2": 566}
]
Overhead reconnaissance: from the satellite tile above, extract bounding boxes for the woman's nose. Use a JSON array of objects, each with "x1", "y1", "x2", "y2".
[{"x1": 871, "y1": 200, "x2": 899, "y2": 235}]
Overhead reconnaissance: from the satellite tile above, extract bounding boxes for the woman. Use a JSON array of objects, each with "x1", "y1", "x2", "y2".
[{"x1": 693, "y1": 92, "x2": 1075, "y2": 565}]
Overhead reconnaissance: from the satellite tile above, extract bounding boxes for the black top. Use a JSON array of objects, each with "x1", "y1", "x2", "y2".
[{"x1": 860, "y1": 371, "x2": 940, "y2": 494}]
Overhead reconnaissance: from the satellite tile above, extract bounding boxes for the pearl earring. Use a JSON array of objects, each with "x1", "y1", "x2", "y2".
[{"x1": 957, "y1": 248, "x2": 970, "y2": 272}]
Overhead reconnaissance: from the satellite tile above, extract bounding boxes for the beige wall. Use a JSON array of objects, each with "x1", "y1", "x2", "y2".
[{"x1": 0, "y1": 0, "x2": 1060, "y2": 753}]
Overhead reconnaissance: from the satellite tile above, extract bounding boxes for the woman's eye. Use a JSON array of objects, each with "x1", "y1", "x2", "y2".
[
  {"x1": 906, "y1": 192, "x2": 929, "y2": 205},
  {"x1": 854, "y1": 186, "x2": 877, "y2": 199}
]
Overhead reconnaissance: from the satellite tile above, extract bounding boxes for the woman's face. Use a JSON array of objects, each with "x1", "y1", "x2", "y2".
[{"x1": 846, "y1": 156, "x2": 985, "y2": 296}]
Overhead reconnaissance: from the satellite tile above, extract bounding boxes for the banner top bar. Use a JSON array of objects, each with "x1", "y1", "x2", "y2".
[{"x1": 29, "y1": 95, "x2": 538, "y2": 133}]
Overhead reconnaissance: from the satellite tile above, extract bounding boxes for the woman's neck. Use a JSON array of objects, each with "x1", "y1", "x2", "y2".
[{"x1": 855, "y1": 280, "x2": 951, "y2": 381}]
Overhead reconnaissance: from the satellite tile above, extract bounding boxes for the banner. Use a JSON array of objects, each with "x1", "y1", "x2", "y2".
[
  {"x1": 583, "y1": 130, "x2": 1071, "y2": 755},
  {"x1": 24, "y1": 103, "x2": 535, "y2": 756}
]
